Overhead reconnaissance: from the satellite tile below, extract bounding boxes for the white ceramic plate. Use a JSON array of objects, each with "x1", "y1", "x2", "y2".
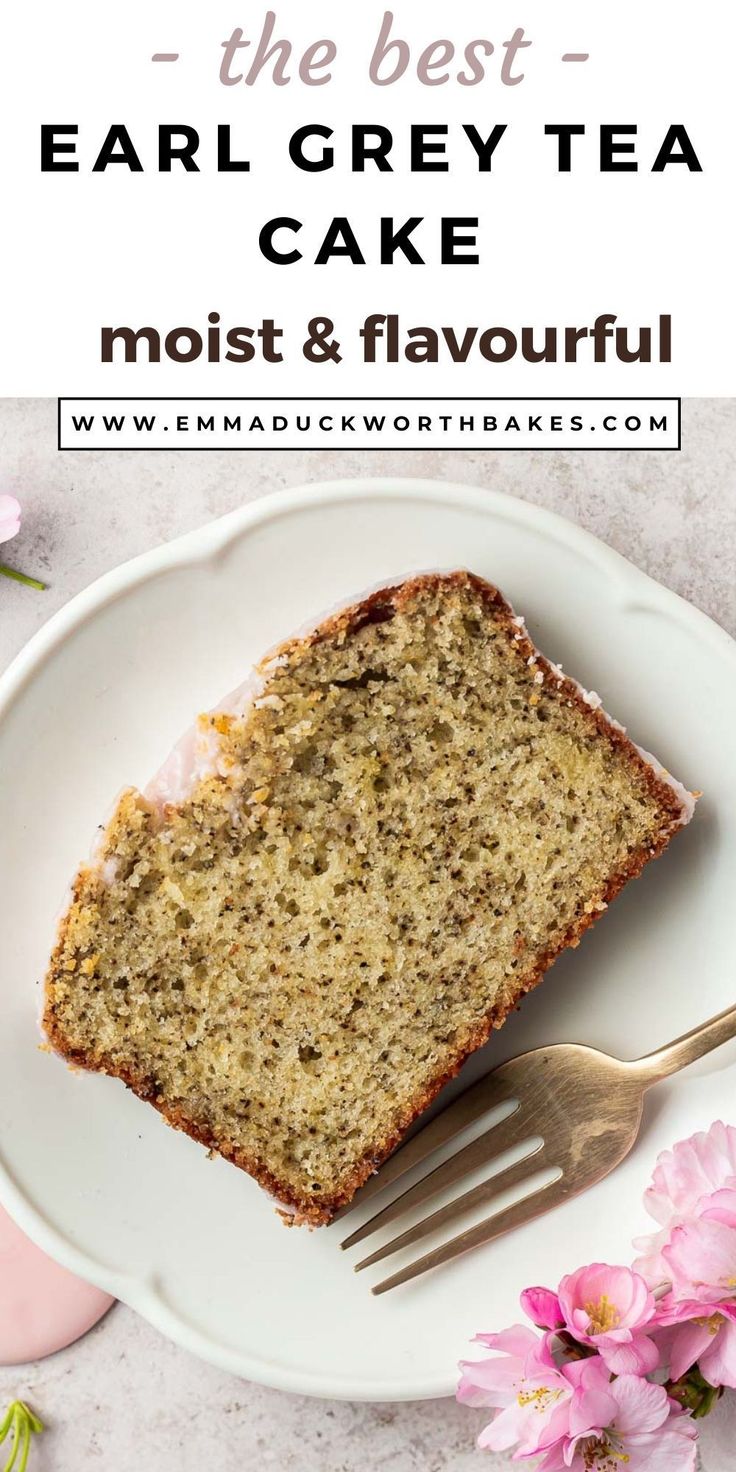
[{"x1": 1, "y1": 480, "x2": 735, "y2": 1402}]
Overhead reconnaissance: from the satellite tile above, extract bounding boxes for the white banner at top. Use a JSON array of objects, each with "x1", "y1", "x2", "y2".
[{"x1": 0, "y1": 1, "x2": 733, "y2": 396}]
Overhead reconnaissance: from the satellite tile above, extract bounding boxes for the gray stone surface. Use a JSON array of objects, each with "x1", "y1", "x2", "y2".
[{"x1": 0, "y1": 397, "x2": 734, "y2": 1470}]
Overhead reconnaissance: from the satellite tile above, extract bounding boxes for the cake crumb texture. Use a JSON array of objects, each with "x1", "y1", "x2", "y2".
[{"x1": 43, "y1": 573, "x2": 690, "y2": 1223}]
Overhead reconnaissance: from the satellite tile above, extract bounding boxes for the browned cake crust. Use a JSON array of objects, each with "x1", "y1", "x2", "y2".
[{"x1": 43, "y1": 573, "x2": 691, "y2": 1224}]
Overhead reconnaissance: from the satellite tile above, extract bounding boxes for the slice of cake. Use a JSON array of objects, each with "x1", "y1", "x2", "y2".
[{"x1": 43, "y1": 572, "x2": 694, "y2": 1224}]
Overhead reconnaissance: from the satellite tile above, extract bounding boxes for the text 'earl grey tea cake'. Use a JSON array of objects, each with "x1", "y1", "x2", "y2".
[{"x1": 43, "y1": 573, "x2": 694, "y2": 1223}]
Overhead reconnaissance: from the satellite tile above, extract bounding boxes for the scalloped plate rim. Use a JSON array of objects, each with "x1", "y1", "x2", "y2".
[{"x1": 0, "y1": 476, "x2": 734, "y2": 1401}]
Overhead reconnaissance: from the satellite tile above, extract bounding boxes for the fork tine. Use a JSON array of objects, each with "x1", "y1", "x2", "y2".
[
  {"x1": 332, "y1": 1064, "x2": 517, "y2": 1223},
  {"x1": 371, "y1": 1173, "x2": 568, "y2": 1295},
  {"x1": 355, "y1": 1143, "x2": 545, "y2": 1270},
  {"x1": 341, "y1": 1104, "x2": 527, "y2": 1251}
]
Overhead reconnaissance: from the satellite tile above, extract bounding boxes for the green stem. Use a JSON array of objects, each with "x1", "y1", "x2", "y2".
[
  {"x1": 0, "y1": 564, "x2": 46, "y2": 591},
  {"x1": 0, "y1": 1403, "x2": 44, "y2": 1472},
  {"x1": 692, "y1": 1381, "x2": 724, "y2": 1420},
  {"x1": 666, "y1": 1367, "x2": 724, "y2": 1419}
]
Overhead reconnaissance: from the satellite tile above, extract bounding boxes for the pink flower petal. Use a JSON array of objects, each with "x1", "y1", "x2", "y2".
[
  {"x1": 536, "y1": 1446, "x2": 567, "y2": 1472},
  {"x1": 701, "y1": 1185, "x2": 736, "y2": 1229},
  {"x1": 667, "y1": 1316, "x2": 723, "y2": 1380},
  {"x1": 0, "y1": 494, "x2": 21, "y2": 546},
  {"x1": 562, "y1": 1357, "x2": 618, "y2": 1440},
  {"x1": 567, "y1": 1383, "x2": 618, "y2": 1440},
  {"x1": 663, "y1": 1219, "x2": 736, "y2": 1298},
  {"x1": 607, "y1": 1374, "x2": 672, "y2": 1437},
  {"x1": 598, "y1": 1331, "x2": 660, "y2": 1376},
  {"x1": 457, "y1": 1355, "x2": 520, "y2": 1403},
  {"x1": 476, "y1": 1403, "x2": 522, "y2": 1452},
  {"x1": 521, "y1": 1285, "x2": 564, "y2": 1330},
  {"x1": 619, "y1": 1419, "x2": 698, "y2": 1472},
  {"x1": 632, "y1": 1225, "x2": 672, "y2": 1288},
  {"x1": 699, "y1": 1315, "x2": 736, "y2": 1389},
  {"x1": 472, "y1": 1324, "x2": 539, "y2": 1358}
]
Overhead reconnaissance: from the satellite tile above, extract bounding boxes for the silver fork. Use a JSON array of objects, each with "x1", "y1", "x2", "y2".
[{"x1": 337, "y1": 1004, "x2": 736, "y2": 1294}]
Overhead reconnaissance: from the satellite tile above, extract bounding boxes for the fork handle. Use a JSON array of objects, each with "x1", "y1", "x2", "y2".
[{"x1": 633, "y1": 1002, "x2": 736, "y2": 1086}]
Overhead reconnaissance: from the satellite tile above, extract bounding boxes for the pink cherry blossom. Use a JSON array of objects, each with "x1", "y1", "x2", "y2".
[
  {"x1": 0, "y1": 494, "x2": 21, "y2": 545},
  {"x1": 647, "y1": 1217, "x2": 736, "y2": 1388},
  {"x1": 463, "y1": 1350, "x2": 699, "y2": 1472},
  {"x1": 520, "y1": 1286, "x2": 564, "y2": 1331},
  {"x1": 457, "y1": 1124, "x2": 736, "y2": 1465},
  {"x1": 542, "y1": 1372, "x2": 698, "y2": 1472},
  {"x1": 457, "y1": 1324, "x2": 572, "y2": 1457},
  {"x1": 634, "y1": 1122, "x2": 736, "y2": 1284},
  {"x1": 557, "y1": 1264, "x2": 660, "y2": 1374},
  {"x1": 556, "y1": 1366, "x2": 694, "y2": 1472}
]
